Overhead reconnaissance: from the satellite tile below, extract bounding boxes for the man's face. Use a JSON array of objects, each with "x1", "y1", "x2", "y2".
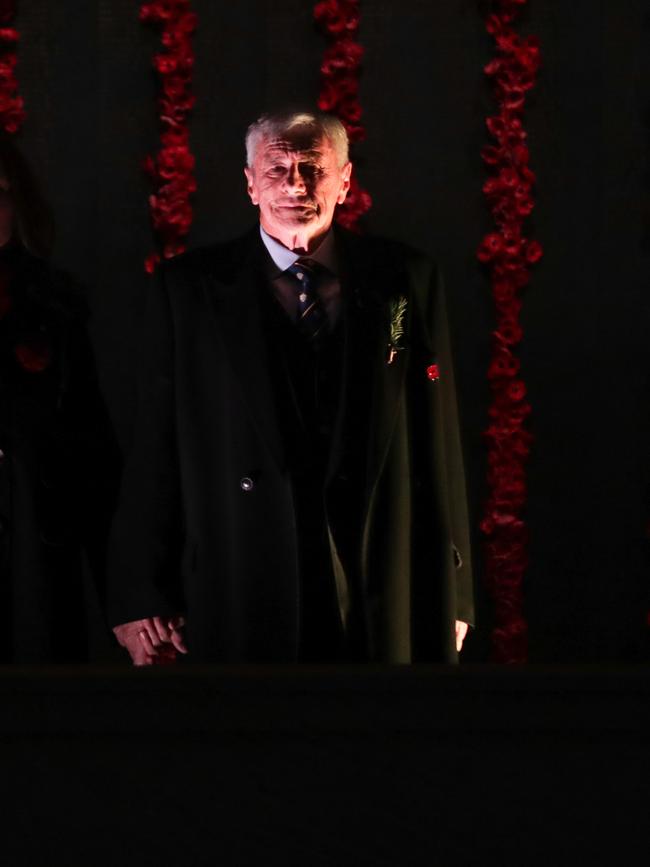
[{"x1": 244, "y1": 129, "x2": 351, "y2": 248}]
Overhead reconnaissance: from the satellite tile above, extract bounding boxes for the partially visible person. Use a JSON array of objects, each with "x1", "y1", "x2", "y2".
[{"x1": 0, "y1": 134, "x2": 118, "y2": 662}]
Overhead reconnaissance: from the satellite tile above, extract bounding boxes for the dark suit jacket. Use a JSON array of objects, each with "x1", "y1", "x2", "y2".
[{"x1": 108, "y1": 226, "x2": 474, "y2": 662}]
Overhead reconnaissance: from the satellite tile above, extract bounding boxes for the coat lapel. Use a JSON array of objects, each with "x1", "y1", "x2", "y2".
[
  {"x1": 200, "y1": 226, "x2": 408, "y2": 505},
  {"x1": 202, "y1": 233, "x2": 286, "y2": 470},
  {"x1": 334, "y1": 229, "x2": 409, "y2": 503}
]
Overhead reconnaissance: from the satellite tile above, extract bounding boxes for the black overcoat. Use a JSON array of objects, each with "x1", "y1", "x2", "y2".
[
  {"x1": 108, "y1": 227, "x2": 474, "y2": 662},
  {"x1": 0, "y1": 245, "x2": 118, "y2": 662}
]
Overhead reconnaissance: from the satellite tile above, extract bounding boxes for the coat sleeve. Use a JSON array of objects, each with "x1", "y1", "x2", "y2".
[
  {"x1": 106, "y1": 266, "x2": 184, "y2": 626},
  {"x1": 413, "y1": 257, "x2": 476, "y2": 627},
  {"x1": 433, "y1": 272, "x2": 475, "y2": 625}
]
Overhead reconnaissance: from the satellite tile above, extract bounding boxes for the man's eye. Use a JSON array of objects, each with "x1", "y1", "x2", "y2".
[{"x1": 267, "y1": 166, "x2": 285, "y2": 176}]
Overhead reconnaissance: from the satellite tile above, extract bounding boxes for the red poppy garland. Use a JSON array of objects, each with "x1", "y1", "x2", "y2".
[
  {"x1": 0, "y1": 1, "x2": 25, "y2": 134},
  {"x1": 314, "y1": 0, "x2": 371, "y2": 230},
  {"x1": 140, "y1": 0, "x2": 197, "y2": 273},
  {"x1": 478, "y1": 0, "x2": 541, "y2": 664}
]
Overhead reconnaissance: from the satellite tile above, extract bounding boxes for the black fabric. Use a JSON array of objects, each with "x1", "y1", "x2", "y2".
[
  {"x1": 107, "y1": 227, "x2": 468, "y2": 663},
  {"x1": 262, "y1": 289, "x2": 348, "y2": 661},
  {"x1": 262, "y1": 270, "x2": 375, "y2": 662},
  {"x1": 0, "y1": 244, "x2": 119, "y2": 662}
]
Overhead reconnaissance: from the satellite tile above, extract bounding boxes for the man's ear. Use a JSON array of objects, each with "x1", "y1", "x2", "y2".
[
  {"x1": 244, "y1": 167, "x2": 258, "y2": 205},
  {"x1": 337, "y1": 162, "x2": 352, "y2": 205}
]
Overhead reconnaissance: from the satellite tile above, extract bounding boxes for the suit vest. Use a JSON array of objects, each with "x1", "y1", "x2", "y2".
[{"x1": 260, "y1": 288, "x2": 370, "y2": 660}]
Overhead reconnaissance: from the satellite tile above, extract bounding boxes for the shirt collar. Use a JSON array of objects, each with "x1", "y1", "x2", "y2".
[{"x1": 259, "y1": 224, "x2": 338, "y2": 275}]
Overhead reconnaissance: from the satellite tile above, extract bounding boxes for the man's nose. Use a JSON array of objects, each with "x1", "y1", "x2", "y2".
[{"x1": 284, "y1": 164, "x2": 307, "y2": 194}]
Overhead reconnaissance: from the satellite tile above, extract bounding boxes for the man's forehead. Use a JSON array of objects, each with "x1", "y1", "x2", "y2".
[{"x1": 259, "y1": 130, "x2": 329, "y2": 161}]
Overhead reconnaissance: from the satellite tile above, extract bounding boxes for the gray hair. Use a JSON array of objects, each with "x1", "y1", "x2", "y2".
[{"x1": 245, "y1": 111, "x2": 349, "y2": 168}]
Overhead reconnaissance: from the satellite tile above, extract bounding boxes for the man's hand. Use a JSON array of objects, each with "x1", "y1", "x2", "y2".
[
  {"x1": 113, "y1": 616, "x2": 188, "y2": 666},
  {"x1": 455, "y1": 620, "x2": 469, "y2": 653}
]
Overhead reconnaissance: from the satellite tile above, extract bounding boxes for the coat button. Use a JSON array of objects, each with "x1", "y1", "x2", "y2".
[{"x1": 240, "y1": 477, "x2": 254, "y2": 492}]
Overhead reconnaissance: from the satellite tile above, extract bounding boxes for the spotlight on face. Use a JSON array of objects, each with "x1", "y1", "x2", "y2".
[{"x1": 244, "y1": 126, "x2": 351, "y2": 252}]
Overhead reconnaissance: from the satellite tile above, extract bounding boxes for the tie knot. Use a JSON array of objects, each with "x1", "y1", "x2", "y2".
[{"x1": 287, "y1": 258, "x2": 319, "y2": 286}]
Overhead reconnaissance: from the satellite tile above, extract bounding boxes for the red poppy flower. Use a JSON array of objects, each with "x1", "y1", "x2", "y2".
[
  {"x1": 477, "y1": 232, "x2": 504, "y2": 262},
  {"x1": 485, "y1": 14, "x2": 505, "y2": 36},
  {"x1": 0, "y1": 54, "x2": 16, "y2": 75},
  {"x1": 499, "y1": 167, "x2": 519, "y2": 188},
  {"x1": 495, "y1": 31, "x2": 519, "y2": 54},
  {"x1": 488, "y1": 351, "x2": 519, "y2": 379},
  {"x1": 343, "y1": 123, "x2": 365, "y2": 145},
  {"x1": 481, "y1": 145, "x2": 504, "y2": 167},
  {"x1": 161, "y1": 127, "x2": 189, "y2": 148},
  {"x1": 314, "y1": 0, "x2": 360, "y2": 35},
  {"x1": 495, "y1": 318, "x2": 523, "y2": 346},
  {"x1": 486, "y1": 114, "x2": 506, "y2": 139},
  {"x1": 426, "y1": 364, "x2": 440, "y2": 382},
  {"x1": 484, "y1": 179, "x2": 504, "y2": 199},
  {"x1": 144, "y1": 253, "x2": 160, "y2": 275},
  {"x1": 484, "y1": 58, "x2": 502, "y2": 77},
  {"x1": 154, "y1": 53, "x2": 178, "y2": 75},
  {"x1": 158, "y1": 145, "x2": 195, "y2": 177},
  {"x1": 321, "y1": 40, "x2": 364, "y2": 75},
  {"x1": 525, "y1": 240, "x2": 543, "y2": 263},
  {"x1": 492, "y1": 278, "x2": 517, "y2": 302}
]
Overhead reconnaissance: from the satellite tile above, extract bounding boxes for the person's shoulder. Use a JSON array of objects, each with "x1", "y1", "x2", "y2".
[
  {"x1": 160, "y1": 229, "x2": 260, "y2": 287},
  {"x1": 336, "y1": 228, "x2": 435, "y2": 268},
  {"x1": 336, "y1": 226, "x2": 438, "y2": 281}
]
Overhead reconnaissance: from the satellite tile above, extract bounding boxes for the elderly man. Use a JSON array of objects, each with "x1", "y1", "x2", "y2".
[{"x1": 108, "y1": 111, "x2": 473, "y2": 664}]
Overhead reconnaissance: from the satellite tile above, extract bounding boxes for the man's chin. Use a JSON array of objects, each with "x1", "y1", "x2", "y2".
[{"x1": 272, "y1": 207, "x2": 318, "y2": 226}]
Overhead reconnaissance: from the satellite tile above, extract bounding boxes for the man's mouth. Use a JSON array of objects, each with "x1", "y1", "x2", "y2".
[
  {"x1": 276, "y1": 203, "x2": 316, "y2": 211},
  {"x1": 273, "y1": 202, "x2": 319, "y2": 221}
]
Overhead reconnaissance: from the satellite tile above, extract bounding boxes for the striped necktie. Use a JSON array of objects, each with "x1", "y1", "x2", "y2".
[{"x1": 286, "y1": 258, "x2": 328, "y2": 342}]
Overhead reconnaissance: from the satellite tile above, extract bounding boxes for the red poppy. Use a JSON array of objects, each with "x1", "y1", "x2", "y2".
[
  {"x1": 499, "y1": 167, "x2": 519, "y2": 188},
  {"x1": 314, "y1": 0, "x2": 360, "y2": 35},
  {"x1": 494, "y1": 317, "x2": 523, "y2": 346},
  {"x1": 481, "y1": 145, "x2": 504, "y2": 166},
  {"x1": 477, "y1": 232, "x2": 504, "y2": 262},
  {"x1": 336, "y1": 176, "x2": 371, "y2": 230},
  {"x1": 321, "y1": 40, "x2": 364, "y2": 75},
  {"x1": 525, "y1": 240, "x2": 543, "y2": 263},
  {"x1": 488, "y1": 351, "x2": 519, "y2": 379},
  {"x1": 144, "y1": 253, "x2": 160, "y2": 275}
]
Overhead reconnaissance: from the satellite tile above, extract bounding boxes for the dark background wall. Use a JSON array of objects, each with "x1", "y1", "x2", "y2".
[{"x1": 13, "y1": 0, "x2": 650, "y2": 662}]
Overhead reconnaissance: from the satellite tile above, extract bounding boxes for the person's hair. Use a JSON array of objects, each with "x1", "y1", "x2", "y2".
[
  {"x1": 0, "y1": 133, "x2": 54, "y2": 258},
  {"x1": 245, "y1": 111, "x2": 349, "y2": 168}
]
